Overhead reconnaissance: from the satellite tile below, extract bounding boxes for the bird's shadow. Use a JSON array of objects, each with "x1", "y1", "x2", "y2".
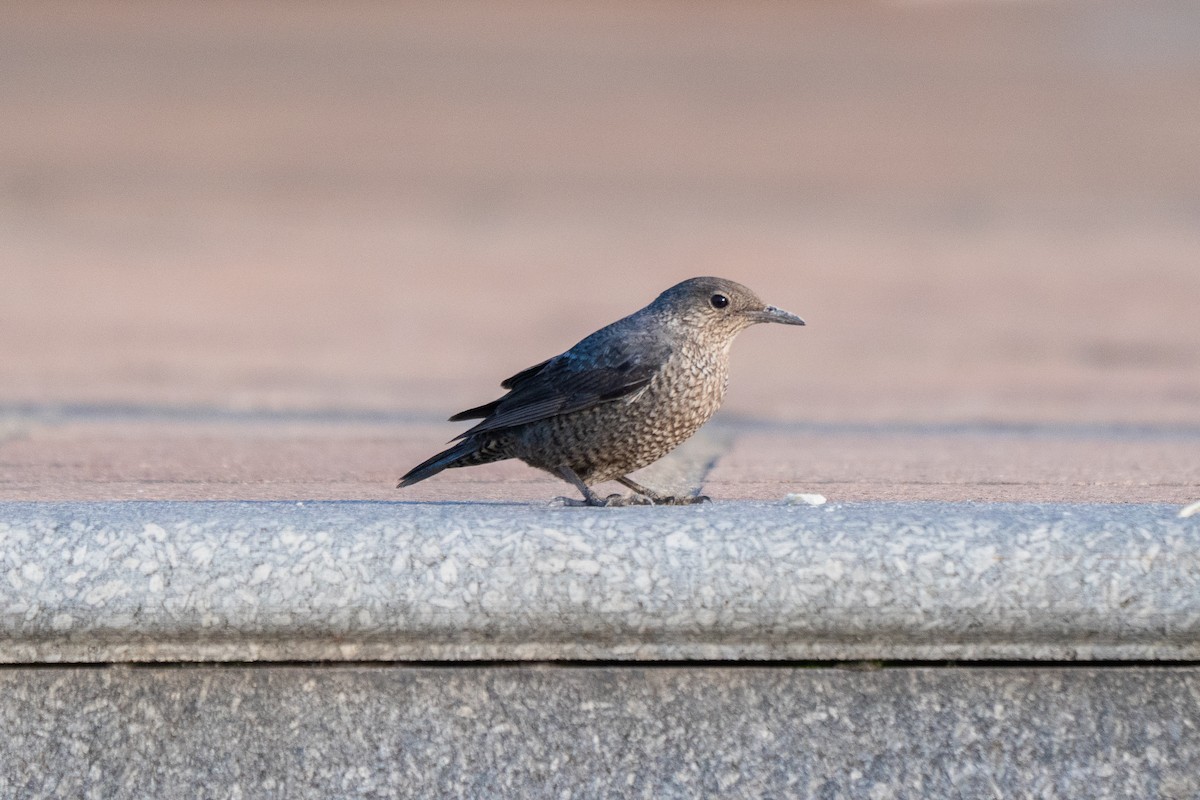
[
  {"x1": 387, "y1": 500, "x2": 537, "y2": 508},
  {"x1": 386, "y1": 499, "x2": 709, "y2": 510}
]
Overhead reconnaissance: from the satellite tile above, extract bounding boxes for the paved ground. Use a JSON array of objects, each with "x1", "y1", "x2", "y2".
[
  {"x1": 2, "y1": 411, "x2": 1198, "y2": 503},
  {"x1": 2, "y1": 2, "x2": 1198, "y2": 504}
]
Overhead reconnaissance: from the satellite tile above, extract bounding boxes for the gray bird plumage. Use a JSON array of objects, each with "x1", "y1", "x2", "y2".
[{"x1": 399, "y1": 277, "x2": 805, "y2": 506}]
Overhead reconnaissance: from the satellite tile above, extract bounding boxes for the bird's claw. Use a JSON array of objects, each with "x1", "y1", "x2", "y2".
[
  {"x1": 551, "y1": 496, "x2": 590, "y2": 507},
  {"x1": 552, "y1": 493, "x2": 646, "y2": 508},
  {"x1": 651, "y1": 494, "x2": 711, "y2": 506},
  {"x1": 551, "y1": 492, "x2": 709, "y2": 508}
]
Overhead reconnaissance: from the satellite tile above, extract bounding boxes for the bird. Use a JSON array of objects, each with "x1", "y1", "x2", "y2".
[{"x1": 398, "y1": 277, "x2": 805, "y2": 506}]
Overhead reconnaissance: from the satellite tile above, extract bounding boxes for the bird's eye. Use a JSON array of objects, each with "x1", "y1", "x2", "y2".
[{"x1": 710, "y1": 294, "x2": 729, "y2": 309}]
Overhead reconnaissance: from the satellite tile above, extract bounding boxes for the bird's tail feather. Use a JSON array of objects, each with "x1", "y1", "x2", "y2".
[{"x1": 397, "y1": 437, "x2": 501, "y2": 488}]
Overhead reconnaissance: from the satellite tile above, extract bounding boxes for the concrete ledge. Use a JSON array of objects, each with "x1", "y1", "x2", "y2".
[
  {"x1": 3, "y1": 665, "x2": 1198, "y2": 798},
  {"x1": 1, "y1": 501, "x2": 1197, "y2": 663}
]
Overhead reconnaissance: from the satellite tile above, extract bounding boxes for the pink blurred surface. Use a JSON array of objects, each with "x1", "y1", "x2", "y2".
[{"x1": 2, "y1": 2, "x2": 1197, "y2": 501}]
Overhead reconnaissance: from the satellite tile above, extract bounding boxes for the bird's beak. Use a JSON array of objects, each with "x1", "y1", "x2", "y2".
[{"x1": 749, "y1": 305, "x2": 806, "y2": 326}]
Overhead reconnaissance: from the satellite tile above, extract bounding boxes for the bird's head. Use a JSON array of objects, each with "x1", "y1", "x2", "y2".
[{"x1": 652, "y1": 277, "x2": 805, "y2": 341}]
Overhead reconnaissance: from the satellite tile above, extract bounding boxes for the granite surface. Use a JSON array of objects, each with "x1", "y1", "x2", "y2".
[
  {"x1": 1, "y1": 664, "x2": 1197, "y2": 799},
  {"x1": 1, "y1": 501, "x2": 1197, "y2": 663}
]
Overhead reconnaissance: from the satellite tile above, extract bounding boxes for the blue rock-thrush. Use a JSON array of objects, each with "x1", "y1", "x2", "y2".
[{"x1": 399, "y1": 277, "x2": 805, "y2": 505}]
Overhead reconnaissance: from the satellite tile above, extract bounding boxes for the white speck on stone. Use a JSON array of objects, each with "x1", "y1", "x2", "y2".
[
  {"x1": 1179, "y1": 500, "x2": 1200, "y2": 518},
  {"x1": 21, "y1": 563, "x2": 44, "y2": 584},
  {"x1": 567, "y1": 559, "x2": 601, "y2": 575},
  {"x1": 148, "y1": 574, "x2": 164, "y2": 593},
  {"x1": 579, "y1": 701, "x2": 612, "y2": 712},
  {"x1": 633, "y1": 570, "x2": 653, "y2": 592},
  {"x1": 966, "y1": 545, "x2": 998, "y2": 576},
  {"x1": 51, "y1": 613, "x2": 74, "y2": 631},
  {"x1": 142, "y1": 523, "x2": 167, "y2": 541},
  {"x1": 438, "y1": 558, "x2": 459, "y2": 584},
  {"x1": 665, "y1": 531, "x2": 696, "y2": 550},
  {"x1": 786, "y1": 493, "x2": 827, "y2": 506},
  {"x1": 250, "y1": 564, "x2": 272, "y2": 585},
  {"x1": 823, "y1": 559, "x2": 845, "y2": 581},
  {"x1": 541, "y1": 527, "x2": 594, "y2": 553},
  {"x1": 84, "y1": 580, "x2": 127, "y2": 606},
  {"x1": 1141, "y1": 543, "x2": 1161, "y2": 572},
  {"x1": 535, "y1": 556, "x2": 566, "y2": 573},
  {"x1": 454, "y1": 705, "x2": 475, "y2": 718},
  {"x1": 718, "y1": 772, "x2": 742, "y2": 790},
  {"x1": 568, "y1": 580, "x2": 588, "y2": 604},
  {"x1": 767, "y1": 541, "x2": 795, "y2": 559},
  {"x1": 870, "y1": 783, "x2": 896, "y2": 800},
  {"x1": 190, "y1": 543, "x2": 214, "y2": 567}
]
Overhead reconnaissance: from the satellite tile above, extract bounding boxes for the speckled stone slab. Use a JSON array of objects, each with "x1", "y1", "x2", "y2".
[
  {"x1": 2, "y1": 664, "x2": 1197, "y2": 799},
  {"x1": 1, "y1": 501, "x2": 1197, "y2": 663}
]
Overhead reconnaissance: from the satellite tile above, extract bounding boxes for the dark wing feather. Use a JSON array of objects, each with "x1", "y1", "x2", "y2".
[
  {"x1": 448, "y1": 358, "x2": 553, "y2": 421},
  {"x1": 501, "y1": 358, "x2": 552, "y2": 389},
  {"x1": 451, "y1": 327, "x2": 669, "y2": 440},
  {"x1": 448, "y1": 399, "x2": 501, "y2": 422},
  {"x1": 448, "y1": 357, "x2": 557, "y2": 421}
]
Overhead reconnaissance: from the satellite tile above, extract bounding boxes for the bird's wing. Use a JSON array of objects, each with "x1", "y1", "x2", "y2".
[
  {"x1": 447, "y1": 358, "x2": 553, "y2": 421},
  {"x1": 451, "y1": 331, "x2": 669, "y2": 439},
  {"x1": 500, "y1": 358, "x2": 553, "y2": 389}
]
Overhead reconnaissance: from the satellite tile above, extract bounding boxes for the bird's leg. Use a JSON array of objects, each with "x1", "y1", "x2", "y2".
[
  {"x1": 553, "y1": 466, "x2": 630, "y2": 507},
  {"x1": 617, "y1": 476, "x2": 711, "y2": 506},
  {"x1": 616, "y1": 476, "x2": 670, "y2": 503}
]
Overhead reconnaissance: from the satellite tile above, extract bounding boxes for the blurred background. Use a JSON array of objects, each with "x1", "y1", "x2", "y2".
[{"x1": 3, "y1": 1, "x2": 1198, "y2": 427}]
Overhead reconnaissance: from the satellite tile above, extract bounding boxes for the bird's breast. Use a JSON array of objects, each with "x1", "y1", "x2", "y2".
[
  {"x1": 640, "y1": 347, "x2": 730, "y2": 429},
  {"x1": 511, "y1": 346, "x2": 730, "y2": 483}
]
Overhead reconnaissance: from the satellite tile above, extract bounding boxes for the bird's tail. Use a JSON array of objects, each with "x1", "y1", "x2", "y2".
[{"x1": 397, "y1": 437, "x2": 502, "y2": 488}]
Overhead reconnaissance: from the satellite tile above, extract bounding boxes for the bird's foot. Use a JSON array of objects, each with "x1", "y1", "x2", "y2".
[
  {"x1": 552, "y1": 493, "x2": 645, "y2": 508},
  {"x1": 649, "y1": 494, "x2": 711, "y2": 505},
  {"x1": 615, "y1": 477, "x2": 710, "y2": 506}
]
